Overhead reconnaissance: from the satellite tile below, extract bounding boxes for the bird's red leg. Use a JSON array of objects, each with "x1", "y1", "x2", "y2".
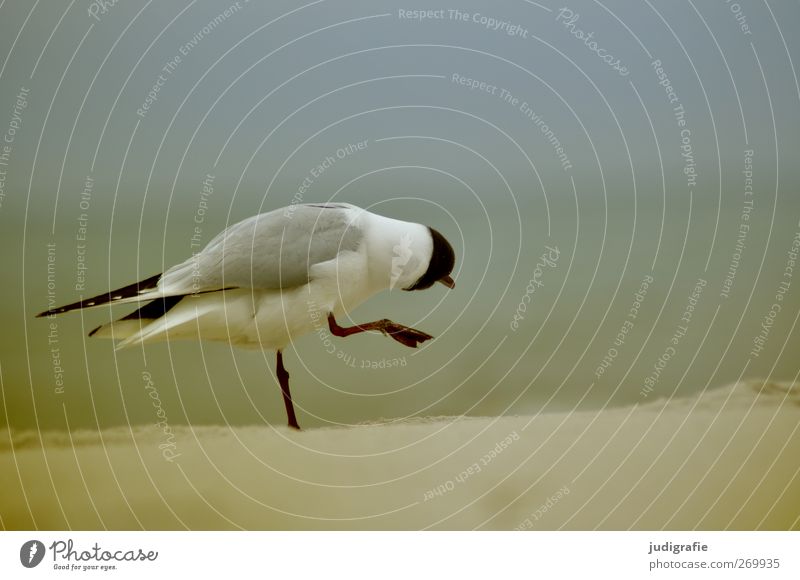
[
  {"x1": 276, "y1": 350, "x2": 300, "y2": 430},
  {"x1": 327, "y1": 313, "x2": 433, "y2": 348}
]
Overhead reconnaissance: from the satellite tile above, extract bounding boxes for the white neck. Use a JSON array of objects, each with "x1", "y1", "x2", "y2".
[{"x1": 359, "y1": 211, "x2": 432, "y2": 291}]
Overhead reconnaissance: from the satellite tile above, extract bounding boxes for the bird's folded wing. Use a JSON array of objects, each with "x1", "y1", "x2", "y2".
[{"x1": 160, "y1": 203, "x2": 364, "y2": 294}]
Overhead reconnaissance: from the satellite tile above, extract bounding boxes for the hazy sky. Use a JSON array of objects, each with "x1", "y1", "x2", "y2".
[{"x1": 1, "y1": 0, "x2": 798, "y2": 431}]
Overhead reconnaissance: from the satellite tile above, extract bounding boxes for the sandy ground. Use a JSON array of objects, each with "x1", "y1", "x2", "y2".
[{"x1": 1, "y1": 379, "x2": 799, "y2": 530}]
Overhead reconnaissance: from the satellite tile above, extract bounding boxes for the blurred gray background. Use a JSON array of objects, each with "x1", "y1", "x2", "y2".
[{"x1": 1, "y1": 0, "x2": 798, "y2": 431}]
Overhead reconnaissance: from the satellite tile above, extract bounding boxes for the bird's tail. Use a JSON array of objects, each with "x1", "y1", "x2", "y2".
[
  {"x1": 87, "y1": 295, "x2": 185, "y2": 341},
  {"x1": 112, "y1": 298, "x2": 219, "y2": 350}
]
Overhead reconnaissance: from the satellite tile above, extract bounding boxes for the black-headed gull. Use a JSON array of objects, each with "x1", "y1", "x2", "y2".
[{"x1": 38, "y1": 202, "x2": 456, "y2": 429}]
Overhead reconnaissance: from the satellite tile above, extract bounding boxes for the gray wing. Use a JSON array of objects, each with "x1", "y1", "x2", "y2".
[{"x1": 161, "y1": 204, "x2": 362, "y2": 292}]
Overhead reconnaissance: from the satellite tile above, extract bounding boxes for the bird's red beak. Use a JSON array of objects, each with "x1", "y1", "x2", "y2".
[{"x1": 439, "y1": 275, "x2": 455, "y2": 289}]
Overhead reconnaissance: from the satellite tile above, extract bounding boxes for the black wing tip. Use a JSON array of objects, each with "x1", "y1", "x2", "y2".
[
  {"x1": 36, "y1": 306, "x2": 68, "y2": 317},
  {"x1": 34, "y1": 273, "x2": 163, "y2": 319},
  {"x1": 88, "y1": 325, "x2": 102, "y2": 337},
  {"x1": 35, "y1": 300, "x2": 94, "y2": 318}
]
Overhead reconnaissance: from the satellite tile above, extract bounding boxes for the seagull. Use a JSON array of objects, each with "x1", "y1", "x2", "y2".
[{"x1": 37, "y1": 202, "x2": 456, "y2": 430}]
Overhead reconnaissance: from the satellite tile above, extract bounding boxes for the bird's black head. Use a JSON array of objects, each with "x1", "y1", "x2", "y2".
[{"x1": 404, "y1": 227, "x2": 456, "y2": 291}]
